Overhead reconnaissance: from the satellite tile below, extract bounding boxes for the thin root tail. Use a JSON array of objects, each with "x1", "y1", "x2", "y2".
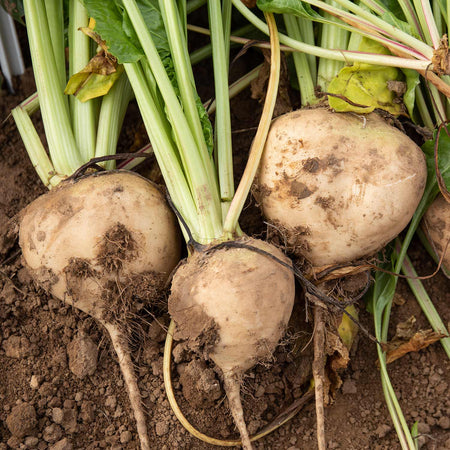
[
  {"x1": 103, "y1": 322, "x2": 151, "y2": 450},
  {"x1": 224, "y1": 373, "x2": 253, "y2": 450}
]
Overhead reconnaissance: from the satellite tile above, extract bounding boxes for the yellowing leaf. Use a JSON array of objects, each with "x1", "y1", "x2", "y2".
[
  {"x1": 65, "y1": 66, "x2": 124, "y2": 102},
  {"x1": 65, "y1": 49, "x2": 123, "y2": 102},
  {"x1": 327, "y1": 39, "x2": 405, "y2": 116},
  {"x1": 337, "y1": 305, "x2": 359, "y2": 351}
]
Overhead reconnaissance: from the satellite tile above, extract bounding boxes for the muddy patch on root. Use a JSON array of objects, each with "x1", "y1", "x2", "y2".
[
  {"x1": 266, "y1": 220, "x2": 312, "y2": 258},
  {"x1": 179, "y1": 359, "x2": 222, "y2": 409},
  {"x1": 326, "y1": 155, "x2": 345, "y2": 176},
  {"x1": 302, "y1": 157, "x2": 321, "y2": 173},
  {"x1": 64, "y1": 257, "x2": 98, "y2": 279},
  {"x1": 315, "y1": 196, "x2": 335, "y2": 210},
  {"x1": 97, "y1": 223, "x2": 138, "y2": 272},
  {"x1": 289, "y1": 180, "x2": 315, "y2": 199},
  {"x1": 251, "y1": 182, "x2": 272, "y2": 205},
  {"x1": 172, "y1": 302, "x2": 220, "y2": 362}
]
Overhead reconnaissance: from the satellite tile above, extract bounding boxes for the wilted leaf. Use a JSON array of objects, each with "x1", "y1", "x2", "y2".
[
  {"x1": 311, "y1": 263, "x2": 372, "y2": 282},
  {"x1": 328, "y1": 39, "x2": 405, "y2": 116},
  {"x1": 323, "y1": 306, "x2": 359, "y2": 404},
  {"x1": 431, "y1": 35, "x2": 450, "y2": 76},
  {"x1": 65, "y1": 53, "x2": 124, "y2": 102},
  {"x1": 324, "y1": 327, "x2": 349, "y2": 404},
  {"x1": 65, "y1": 22, "x2": 125, "y2": 102},
  {"x1": 383, "y1": 316, "x2": 447, "y2": 364},
  {"x1": 65, "y1": 65, "x2": 124, "y2": 102},
  {"x1": 385, "y1": 330, "x2": 446, "y2": 364}
]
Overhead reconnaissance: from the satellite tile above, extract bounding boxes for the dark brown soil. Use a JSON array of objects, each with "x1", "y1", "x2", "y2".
[{"x1": 1, "y1": 26, "x2": 450, "y2": 450}]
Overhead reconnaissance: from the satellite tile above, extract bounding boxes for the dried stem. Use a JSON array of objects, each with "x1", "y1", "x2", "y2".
[{"x1": 311, "y1": 297, "x2": 327, "y2": 450}]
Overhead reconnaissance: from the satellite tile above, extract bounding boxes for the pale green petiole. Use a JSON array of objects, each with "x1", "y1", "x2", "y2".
[
  {"x1": 232, "y1": 0, "x2": 432, "y2": 71},
  {"x1": 123, "y1": 0, "x2": 223, "y2": 242},
  {"x1": 208, "y1": 0, "x2": 234, "y2": 214},
  {"x1": 95, "y1": 73, "x2": 133, "y2": 170},
  {"x1": 68, "y1": 0, "x2": 96, "y2": 162},
  {"x1": 11, "y1": 105, "x2": 63, "y2": 188},
  {"x1": 45, "y1": 0, "x2": 65, "y2": 93},
  {"x1": 283, "y1": 14, "x2": 316, "y2": 106},
  {"x1": 160, "y1": 0, "x2": 210, "y2": 158},
  {"x1": 124, "y1": 62, "x2": 200, "y2": 239},
  {"x1": 317, "y1": 2, "x2": 349, "y2": 91},
  {"x1": 23, "y1": 0, "x2": 82, "y2": 176}
]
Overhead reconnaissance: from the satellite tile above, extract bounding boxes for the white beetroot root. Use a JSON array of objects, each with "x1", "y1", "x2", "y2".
[
  {"x1": 422, "y1": 193, "x2": 450, "y2": 273},
  {"x1": 168, "y1": 237, "x2": 295, "y2": 449},
  {"x1": 256, "y1": 108, "x2": 428, "y2": 266},
  {"x1": 19, "y1": 171, "x2": 181, "y2": 450}
]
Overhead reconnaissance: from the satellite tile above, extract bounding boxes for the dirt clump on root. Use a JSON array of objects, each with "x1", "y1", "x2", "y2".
[
  {"x1": 178, "y1": 359, "x2": 222, "y2": 409},
  {"x1": 170, "y1": 288, "x2": 220, "y2": 361},
  {"x1": 64, "y1": 257, "x2": 98, "y2": 279},
  {"x1": 97, "y1": 223, "x2": 138, "y2": 272}
]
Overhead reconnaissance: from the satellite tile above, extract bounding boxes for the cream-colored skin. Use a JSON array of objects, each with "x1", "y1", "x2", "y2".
[
  {"x1": 423, "y1": 194, "x2": 450, "y2": 271},
  {"x1": 169, "y1": 237, "x2": 295, "y2": 449},
  {"x1": 19, "y1": 171, "x2": 181, "y2": 450},
  {"x1": 257, "y1": 109, "x2": 427, "y2": 266},
  {"x1": 20, "y1": 171, "x2": 181, "y2": 318},
  {"x1": 170, "y1": 237, "x2": 295, "y2": 373}
]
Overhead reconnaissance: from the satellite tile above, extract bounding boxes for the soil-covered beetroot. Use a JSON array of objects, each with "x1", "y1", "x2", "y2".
[
  {"x1": 422, "y1": 194, "x2": 450, "y2": 273},
  {"x1": 255, "y1": 109, "x2": 427, "y2": 266},
  {"x1": 168, "y1": 237, "x2": 295, "y2": 449},
  {"x1": 19, "y1": 170, "x2": 180, "y2": 318},
  {"x1": 19, "y1": 170, "x2": 181, "y2": 450}
]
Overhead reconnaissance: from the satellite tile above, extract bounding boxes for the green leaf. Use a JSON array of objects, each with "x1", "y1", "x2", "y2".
[
  {"x1": 327, "y1": 39, "x2": 404, "y2": 115},
  {"x1": 257, "y1": 0, "x2": 322, "y2": 20},
  {"x1": 83, "y1": 0, "x2": 213, "y2": 154},
  {"x1": 197, "y1": 94, "x2": 213, "y2": 155},
  {"x1": 380, "y1": 10, "x2": 419, "y2": 38},
  {"x1": 401, "y1": 68, "x2": 420, "y2": 120},
  {"x1": 367, "y1": 252, "x2": 397, "y2": 321},
  {"x1": 82, "y1": 0, "x2": 171, "y2": 63},
  {"x1": 257, "y1": 0, "x2": 355, "y2": 34},
  {"x1": 377, "y1": 0, "x2": 407, "y2": 21},
  {"x1": 134, "y1": 0, "x2": 170, "y2": 56},
  {"x1": 82, "y1": 0, "x2": 143, "y2": 63}
]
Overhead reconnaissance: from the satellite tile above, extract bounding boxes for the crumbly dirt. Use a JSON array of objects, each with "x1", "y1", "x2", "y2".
[
  {"x1": 1, "y1": 25, "x2": 450, "y2": 450},
  {"x1": 97, "y1": 224, "x2": 138, "y2": 273}
]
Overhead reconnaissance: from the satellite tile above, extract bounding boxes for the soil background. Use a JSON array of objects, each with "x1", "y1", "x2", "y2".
[{"x1": 1, "y1": 16, "x2": 450, "y2": 450}]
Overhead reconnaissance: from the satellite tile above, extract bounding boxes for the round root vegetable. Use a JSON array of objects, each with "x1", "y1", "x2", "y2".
[
  {"x1": 422, "y1": 193, "x2": 450, "y2": 273},
  {"x1": 19, "y1": 171, "x2": 181, "y2": 450},
  {"x1": 255, "y1": 109, "x2": 427, "y2": 266},
  {"x1": 168, "y1": 237, "x2": 295, "y2": 449}
]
